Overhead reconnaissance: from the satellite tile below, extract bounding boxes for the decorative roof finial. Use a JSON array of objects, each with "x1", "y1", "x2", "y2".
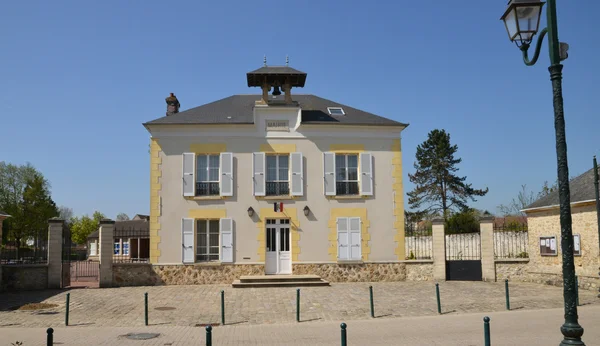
[
  {"x1": 263, "y1": 55, "x2": 267, "y2": 67},
  {"x1": 286, "y1": 55, "x2": 289, "y2": 66}
]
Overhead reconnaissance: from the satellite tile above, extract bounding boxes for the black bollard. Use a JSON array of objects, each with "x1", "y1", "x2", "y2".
[
  {"x1": 369, "y1": 285, "x2": 375, "y2": 318},
  {"x1": 435, "y1": 283, "x2": 442, "y2": 314},
  {"x1": 340, "y1": 322, "x2": 347, "y2": 346},
  {"x1": 206, "y1": 325, "x2": 212, "y2": 346},
  {"x1": 484, "y1": 316, "x2": 491, "y2": 346},
  {"x1": 505, "y1": 280, "x2": 510, "y2": 311},
  {"x1": 47, "y1": 328, "x2": 54, "y2": 346},
  {"x1": 221, "y1": 290, "x2": 225, "y2": 326}
]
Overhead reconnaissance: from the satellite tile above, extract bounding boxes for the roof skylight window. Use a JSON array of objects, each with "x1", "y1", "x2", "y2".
[{"x1": 327, "y1": 107, "x2": 345, "y2": 116}]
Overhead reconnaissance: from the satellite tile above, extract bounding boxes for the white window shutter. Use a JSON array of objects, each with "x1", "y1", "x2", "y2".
[
  {"x1": 182, "y1": 153, "x2": 195, "y2": 197},
  {"x1": 220, "y1": 152, "x2": 234, "y2": 197},
  {"x1": 349, "y1": 217, "x2": 362, "y2": 260},
  {"x1": 181, "y1": 218, "x2": 194, "y2": 263},
  {"x1": 220, "y1": 218, "x2": 233, "y2": 263},
  {"x1": 290, "y1": 152, "x2": 303, "y2": 196},
  {"x1": 360, "y1": 152, "x2": 373, "y2": 196},
  {"x1": 337, "y1": 217, "x2": 349, "y2": 260},
  {"x1": 253, "y1": 152, "x2": 266, "y2": 196},
  {"x1": 323, "y1": 152, "x2": 336, "y2": 196}
]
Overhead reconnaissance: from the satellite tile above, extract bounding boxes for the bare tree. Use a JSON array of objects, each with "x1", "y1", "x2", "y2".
[
  {"x1": 498, "y1": 185, "x2": 538, "y2": 216},
  {"x1": 116, "y1": 213, "x2": 130, "y2": 221}
]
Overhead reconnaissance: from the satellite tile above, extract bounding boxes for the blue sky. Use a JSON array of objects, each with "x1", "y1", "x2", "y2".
[{"x1": 1, "y1": 1, "x2": 599, "y2": 218}]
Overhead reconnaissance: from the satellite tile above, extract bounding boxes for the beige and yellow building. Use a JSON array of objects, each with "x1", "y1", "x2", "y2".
[{"x1": 142, "y1": 65, "x2": 408, "y2": 280}]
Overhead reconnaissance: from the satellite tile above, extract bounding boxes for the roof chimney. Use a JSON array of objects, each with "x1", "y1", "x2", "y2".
[{"x1": 165, "y1": 93, "x2": 180, "y2": 116}]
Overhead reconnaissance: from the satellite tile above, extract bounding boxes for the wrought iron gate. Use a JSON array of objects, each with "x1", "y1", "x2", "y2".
[
  {"x1": 61, "y1": 224, "x2": 71, "y2": 288},
  {"x1": 445, "y1": 232, "x2": 482, "y2": 281}
]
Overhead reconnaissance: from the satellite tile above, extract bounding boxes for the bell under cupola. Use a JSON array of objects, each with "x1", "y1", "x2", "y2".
[{"x1": 246, "y1": 56, "x2": 307, "y2": 105}]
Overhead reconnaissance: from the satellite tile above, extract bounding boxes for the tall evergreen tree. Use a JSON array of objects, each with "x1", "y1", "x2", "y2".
[{"x1": 407, "y1": 129, "x2": 488, "y2": 219}]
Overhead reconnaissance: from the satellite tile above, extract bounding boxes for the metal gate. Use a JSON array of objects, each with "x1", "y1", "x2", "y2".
[
  {"x1": 71, "y1": 261, "x2": 99, "y2": 282},
  {"x1": 445, "y1": 232, "x2": 482, "y2": 281},
  {"x1": 61, "y1": 224, "x2": 71, "y2": 288}
]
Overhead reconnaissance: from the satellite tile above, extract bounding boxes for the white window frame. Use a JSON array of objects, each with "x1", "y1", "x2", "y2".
[
  {"x1": 336, "y1": 154, "x2": 359, "y2": 195},
  {"x1": 196, "y1": 219, "x2": 220, "y2": 262},
  {"x1": 327, "y1": 107, "x2": 345, "y2": 115},
  {"x1": 123, "y1": 239, "x2": 129, "y2": 256},
  {"x1": 196, "y1": 154, "x2": 220, "y2": 196},
  {"x1": 114, "y1": 239, "x2": 121, "y2": 255},
  {"x1": 266, "y1": 154, "x2": 290, "y2": 196}
]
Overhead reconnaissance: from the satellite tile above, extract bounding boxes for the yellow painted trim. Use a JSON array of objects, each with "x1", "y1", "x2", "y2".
[
  {"x1": 188, "y1": 209, "x2": 227, "y2": 219},
  {"x1": 190, "y1": 143, "x2": 227, "y2": 153},
  {"x1": 328, "y1": 144, "x2": 365, "y2": 152},
  {"x1": 259, "y1": 143, "x2": 297, "y2": 153},
  {"x1": 328, "y1": 208, "x2": 370, "y2": 261},
  {"x1": 256, "y1": 207, "x2": 300, "y2": 262},
  {"x1": 391, "y1": 139, "x2": 406, "y2": 260},
  {"x1": 149, "y1": 138, "x2": 162, "y2": 263}
]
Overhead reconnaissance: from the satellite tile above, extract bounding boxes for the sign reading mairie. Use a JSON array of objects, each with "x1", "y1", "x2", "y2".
[{"x1": 266, "y1": 120, "x2": 289, "y2": 132}]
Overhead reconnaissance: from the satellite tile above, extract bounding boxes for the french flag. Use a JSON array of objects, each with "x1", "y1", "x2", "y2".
[{"x1": 273, "y1": 202, "x2": 284, "y2": 212}]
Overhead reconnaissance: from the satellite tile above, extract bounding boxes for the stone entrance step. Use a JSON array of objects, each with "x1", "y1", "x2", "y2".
[{"x1": 232, "y1": 274, "x2": 330, "y2": 288}]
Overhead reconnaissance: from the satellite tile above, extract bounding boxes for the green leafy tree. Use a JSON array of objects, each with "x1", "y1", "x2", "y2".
[
  {"x1": 19, "y1": 175, "x2": 58, "y2": 251},
  {"x1": 0, "y1": 162, "x2": 56, "y2": 252},
  {"x1": 445, "y1": 209, "x2": 481, "y2": 234},
  {"x1": 70, "y1": 211, "x2": 106, "y2": 245},
  {"x1": 407, "y1": 129, "x2": 489, "y2": 219}
]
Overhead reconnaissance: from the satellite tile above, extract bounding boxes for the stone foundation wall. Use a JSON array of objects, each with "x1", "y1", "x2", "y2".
[
  {"x1": 113, "y1": 263, "x2": 265, "y2": 286},
  {"x1": 113, "y1": 262, "x2": 434, "y2": 286},
  {"x1": 293, "y1": 263, "x2": 406, "y2": 282},
  {"x1": 1, "y1": 265, "x2": 48, "y2": 291},
  {"x1": 496, "y1": 261, "x2": 599, "y2": 291}
]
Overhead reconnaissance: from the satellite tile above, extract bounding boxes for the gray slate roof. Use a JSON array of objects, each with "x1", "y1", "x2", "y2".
[
  {"x1": 526, "y1": 167, "x2": 600, "y2": 209},
  {"x1": 0, "y1": 210, "x2": 9, "y2": 216},
  {"x1": 144, "y1": 94, "x2": 407, "y2": 127},
  {"x1": 87, "y1": 220, "x2": 149, "y2": 239}
]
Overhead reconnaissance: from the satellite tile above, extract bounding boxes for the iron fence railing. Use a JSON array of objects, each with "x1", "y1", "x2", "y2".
[
  {"x1": 493, "y1": 222, "x2": 529, "y2": 259},
  {"x1": 0, "y1": 229, "x2": 48, "y2": 265},
  {"x1": 404, "y1": 227, "x2": 433, "y2": 260},
  {"x1": 445, "y1": 232, "x2": 481, "y2": 260}
]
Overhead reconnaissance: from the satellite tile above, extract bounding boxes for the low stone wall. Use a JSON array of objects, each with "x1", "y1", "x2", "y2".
[
  {"x1": 1, "y1": 264, "x2": 48, "y2": 291},
  {"x1": 113, "y1": 263, "x2": 265, "y2": 286},
  {"x1": 496, "y1": 260, "x2": 599, "y2": 291},
  {"x1": 405, "y1": 261, "x2": 434, "y2": 281}
]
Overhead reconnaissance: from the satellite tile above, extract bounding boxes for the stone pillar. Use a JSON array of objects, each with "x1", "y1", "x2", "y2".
[
  {"x1": 432, "y1": 218, "x2": 446, "y2": 281},
  {"x1": 47, "y1": 218, "x2": 64, "y2": 289},
  {"x1": 99, "y1": 219, "x2": 115, "y2": 288},
  {"x1": 480, "y1": 217, "x2": 496, "y2": 282}
]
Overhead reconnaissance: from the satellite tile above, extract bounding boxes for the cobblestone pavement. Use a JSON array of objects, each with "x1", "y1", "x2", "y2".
[
  {"x1": 0, "y1": 281, "x2": 598, "y2": 328},
  {"x1": 2, "y1": 306, "x2": 600, "y2": 345}
]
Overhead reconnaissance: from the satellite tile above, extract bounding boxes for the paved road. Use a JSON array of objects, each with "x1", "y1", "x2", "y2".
[
  {"x1": 1, "y1": 305, "x2": 599, "y2": 345},
  {"x1": 1, "y1": 281, "x2": 598, "y2": 328}
]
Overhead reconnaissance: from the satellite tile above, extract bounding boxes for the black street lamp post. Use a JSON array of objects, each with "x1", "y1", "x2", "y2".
[{"x1": 501, "y1": 0, "x2": 584, "y2": 345}]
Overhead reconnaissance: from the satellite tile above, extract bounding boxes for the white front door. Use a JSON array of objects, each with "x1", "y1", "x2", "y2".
[{"x1": 265, "y1": 219, "x2": 292, "y2": 274}]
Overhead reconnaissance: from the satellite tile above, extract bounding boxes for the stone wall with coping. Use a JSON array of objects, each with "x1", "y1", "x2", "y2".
[
  {"x1": 1, "y1": 265, "x2": 48, "y2": 291},
  {"x1": 112, "y1": 262, "x2": 434, "y2": 286}
]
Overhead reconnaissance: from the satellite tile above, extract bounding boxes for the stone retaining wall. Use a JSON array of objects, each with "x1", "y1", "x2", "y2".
[
  {"x1": 113, "y1": 262, "x2": 434, "y2": 286},
  {"x1": 496, "y1": 260, "x2": 599, "y2": 291},
  {"x1": 1, "y1": 265, "x2": 48, "y2": 291}
]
